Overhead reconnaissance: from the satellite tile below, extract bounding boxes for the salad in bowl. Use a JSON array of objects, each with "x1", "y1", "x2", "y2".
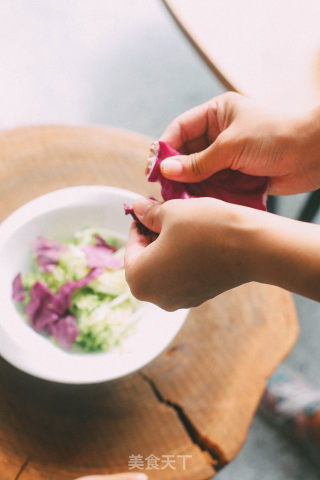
[
  {"x1": 12, "y1": 228, "x2": 139, "y2": 353},
  {"x1": 0, "y1": 186, "x2": 187, "y2": 383}
]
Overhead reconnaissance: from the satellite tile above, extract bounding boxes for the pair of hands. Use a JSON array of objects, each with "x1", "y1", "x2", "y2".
[
  {"x1": 125, "y1": 93, "x2": 320, "y2": 309},
  {"x1": 74, "y1": 96, "x2": 320, "y2": 480},
  {"x1": 75, "y1": 93, "x2": 320, "y2": 476}
]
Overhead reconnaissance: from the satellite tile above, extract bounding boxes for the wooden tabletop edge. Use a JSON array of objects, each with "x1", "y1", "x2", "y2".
[{"x1": 161, "y1": 0, "x2": 239, "y2": 93}]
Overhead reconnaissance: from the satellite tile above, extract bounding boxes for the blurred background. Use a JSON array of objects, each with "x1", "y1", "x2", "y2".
[{"x1": 0, "y1": 0, "x2": 319, "y2": 478}]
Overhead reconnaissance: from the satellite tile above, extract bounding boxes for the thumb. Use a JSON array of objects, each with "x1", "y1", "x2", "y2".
[
  {"x1": 133, "y1": 197, "x2": 163, "y2": 233},
  {"x1": 160, "y1": 136, "x2": 229, "y2": 183}
]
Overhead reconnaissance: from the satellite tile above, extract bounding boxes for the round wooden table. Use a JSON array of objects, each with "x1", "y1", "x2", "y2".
[
  {"x1": 163, "y1": 0, "x2": 320, "y2": 114},
  {"x1": 0, "y1": 126, "x2": 298, "y2": 480}
]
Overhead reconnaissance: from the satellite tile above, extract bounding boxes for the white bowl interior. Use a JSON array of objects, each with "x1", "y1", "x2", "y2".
[{"x1": 0, "y1": 186, "x2": 186, "y2": 384}]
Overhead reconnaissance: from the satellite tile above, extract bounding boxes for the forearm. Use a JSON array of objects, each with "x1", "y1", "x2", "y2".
[
  {"x1": 248, "y1": 105, "x2": 320, "y2": 296},
  {"x1": 245, "y1": 211, "x2": 320, "y2": 301}
]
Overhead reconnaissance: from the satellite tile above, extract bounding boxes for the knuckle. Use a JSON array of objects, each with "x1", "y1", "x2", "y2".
[
  {"x1": 147, "y1": 212, "x2": 155, "y2": 231},
  {"x1": 129, "y1": 281, "x2": 147, "y2": 302},
  {"x1": 160, "y1": 302, "x2": 177, "y2": 312},
  {"x1": 124, "y1": 263, "x2": 134, "y2": 285},
  {"x1": 174, "y1": 117, "x2": 189, "y2": 144},
  {"x1": 146, "y1": 204, "x2": 162, "y2": 231},
  {"x1": 189, "y1": 152, "x2": 203, "y2": 177},
  {"x1": 161, "y1": 199, "x2": 177, "y2": 214},
  {"x1": 216, "y1": 130, "x2": 231, "y2": 152},
  {"x1": 125, "y1": 266, "x2": 148, "y2": 302}
]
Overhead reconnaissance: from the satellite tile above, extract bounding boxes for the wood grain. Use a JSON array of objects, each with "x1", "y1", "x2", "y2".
[{"x1": 0, "y1": 126, "x2": 298, "y2": 479}]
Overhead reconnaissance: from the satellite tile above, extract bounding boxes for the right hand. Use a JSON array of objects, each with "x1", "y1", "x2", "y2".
[
  {"x1": 160, "y1": 92, "x2": 320, "y2": 195},
  {"x1": 125, "y1": 196, "x2": 256, "y2": 311}
]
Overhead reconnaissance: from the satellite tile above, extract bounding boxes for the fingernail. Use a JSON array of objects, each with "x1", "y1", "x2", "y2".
[
  {"x1": 160, "y1": 158, "x2": 183, "y2": 176},
  {"x1": 133, "y1": 197, "x2": 152, "y2": 217}
]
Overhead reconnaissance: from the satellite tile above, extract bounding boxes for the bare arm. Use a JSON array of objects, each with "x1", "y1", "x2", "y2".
[
  {"x1": 159, "y1": 92, "x2": 320, "y2": 196},
  {"x1": 246, "y1": 210, "x2": 320, "y2": 301},
  {"x1": 124, "y1": 94, "x2": 320, "y2": 309},
  {"x1": 125, "y1": 198, "x2": 320, "y2": 311}
]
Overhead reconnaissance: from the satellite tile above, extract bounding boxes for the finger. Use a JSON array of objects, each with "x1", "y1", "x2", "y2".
[
  {"x1": 184, "y1": 133, "x2": 211, "y2": 155},
  {"x1": 74, "y1": 473, "x2": 148, "y2": 480},
  {"x1": 160, "y1": 135, "x2": 229, "y2": 182},
  {"x1": 132, "y1": 198, "x2": 163, "y2": 233},
  {"x1": 125, "y1": 221, "x2": 151, "y2": 267},
  {"x1": 160, "y1": 99, "x2": 220, "y2": 152}
]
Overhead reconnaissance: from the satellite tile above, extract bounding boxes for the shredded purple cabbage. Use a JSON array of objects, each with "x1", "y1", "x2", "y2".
[
  {"x1": 82, "y1": 236, "x2": 122, "y2": 269},
  {"x1": 13, "y1": 230, "x2": 126, "y2": 351},
  {"x1": 46, "y1": 315, "x2": 79, "y2": 351},
  {"x1": 94, "y1": 234, "x2": 117, "y2": 251},
  {"x1": 25, "y1": 267, "x2": 104, "y2": 349},
  {"x1": 32, "y1": 236, "x2": 66, "y2": 273},
  {"x1": 12, "y1": 273, "x2": 26, "y2": 303},
  {"x1": 83, "y1": 245, "x2": 123, "y2": 269},
  {"x1": 48, "y1": 267, "x2": 105, "y2": 315}
]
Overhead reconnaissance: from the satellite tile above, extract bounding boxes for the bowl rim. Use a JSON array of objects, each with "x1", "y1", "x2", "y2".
[{"x1": 0, "y1": 186, "x2": 187, "y2": 384}]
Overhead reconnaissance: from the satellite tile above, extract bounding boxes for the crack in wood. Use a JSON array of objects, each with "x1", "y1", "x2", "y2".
[
  {"x1": 14, "y1": 455, "x2": 31, "y2": 480},
  {"x1": 140, "y1": 372, "x2": 222, "y2": 470}
]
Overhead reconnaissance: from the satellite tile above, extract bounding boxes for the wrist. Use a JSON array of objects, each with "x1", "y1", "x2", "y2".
[
  {"x1": 244, "y1": 211, "x2": 296, "y2": 287},
  {"x1": 227, "y1": 207, "x2": 272, "y2": 285},
  {"x1": 208, "y1": 204, "x2": 267, "y2": 286},
  {"x1": 242, "y1": 209, "x2": 320, "y2": 300}
]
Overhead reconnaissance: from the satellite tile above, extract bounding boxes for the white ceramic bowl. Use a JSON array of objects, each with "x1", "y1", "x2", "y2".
[{"x1": 0, "y1": 186, "x2": 187, "y2": 384}]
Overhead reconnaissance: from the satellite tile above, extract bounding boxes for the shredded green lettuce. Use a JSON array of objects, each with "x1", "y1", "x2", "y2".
[{"x1": 20, "y1": 228, "x2": 140, "y2": 352}]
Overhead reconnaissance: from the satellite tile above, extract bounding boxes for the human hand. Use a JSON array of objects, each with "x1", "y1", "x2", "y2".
[
  {"x1": 75, "y1": 472, "x2": 147, "y2": 480},
  {"x1": 125, "y1": 196, "x2": 320, "y2": 307},
  {"x1": 125, "y1": 196, "x2": 255, "y2": 311},
  {"x1": 160, "y1": 92, "x2": 320, "y2": 195}
]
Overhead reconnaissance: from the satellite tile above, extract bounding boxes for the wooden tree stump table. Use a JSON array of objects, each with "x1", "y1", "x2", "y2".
[{"x1": 0, "y1": 126, "x2": 299, "y2": 480}]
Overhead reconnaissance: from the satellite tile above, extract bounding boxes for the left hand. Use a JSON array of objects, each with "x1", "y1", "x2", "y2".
[
  {"x1": 125, "y1": 196, "x2": 253, "y2": 311},
  {"x1": 159, "y1": 92, "x2": 320, "y2": 195}
]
